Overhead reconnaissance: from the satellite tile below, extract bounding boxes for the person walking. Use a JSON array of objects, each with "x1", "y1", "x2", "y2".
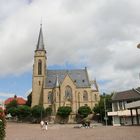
[
  {"x1": 40, "y1": 120, "x2": 44, "y2": 130},
  {"x1": 45, "y1": 121, "x2": 48, "y2": 131}
]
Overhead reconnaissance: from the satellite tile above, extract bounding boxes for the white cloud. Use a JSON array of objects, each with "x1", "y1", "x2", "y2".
[
  {"x1": 0, "y1": 0, "x2": 140, "y2": 93},
  {"x1": 0, "y1": 92, "x2": 15, "y2": 98},
  {"x1": 25, "y1": 88, "x2": 32, "y2": 96}
]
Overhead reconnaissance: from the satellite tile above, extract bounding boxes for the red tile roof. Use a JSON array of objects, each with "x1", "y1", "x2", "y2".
[{"x1": 5, "y1": 97, "x2": 26, "y2": 105}]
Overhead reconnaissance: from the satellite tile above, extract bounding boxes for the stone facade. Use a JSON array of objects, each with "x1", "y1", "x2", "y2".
[{"x1": 31, "y1": 25, "x2": 100, "y2": 116}]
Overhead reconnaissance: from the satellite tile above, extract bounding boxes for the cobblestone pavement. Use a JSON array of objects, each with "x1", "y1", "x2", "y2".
[{"x1": 6, "y1": 122, "x2": 140, "y2": 140}]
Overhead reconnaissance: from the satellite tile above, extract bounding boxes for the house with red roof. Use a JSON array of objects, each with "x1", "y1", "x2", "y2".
[{"x1": 4, "y1": 95, "x2": 26, "y2": 106}]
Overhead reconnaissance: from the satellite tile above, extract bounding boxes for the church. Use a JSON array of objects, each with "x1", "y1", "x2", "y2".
[{"x1": 31, "y1": 25, "x2": 100, "y2": 116}]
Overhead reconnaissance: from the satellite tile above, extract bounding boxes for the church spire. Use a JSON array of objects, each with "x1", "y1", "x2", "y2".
[
  {"x1": 55, "y1": 75, "x2": 59, "y2": 87},
  {"x1": 36, "y1": 24, "x2": 45, "y2": 50}
]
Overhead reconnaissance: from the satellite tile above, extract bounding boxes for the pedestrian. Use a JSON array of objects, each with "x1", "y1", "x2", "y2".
[
  {"x1": 45, "y1": 121, "x2": 48, "y2": 131},
  {"x1": 87, "y1": 120, "x2": 90, "y2": 128},
  {"x1": 40, "y1": 120, "x2": 44, "y2": 129}
]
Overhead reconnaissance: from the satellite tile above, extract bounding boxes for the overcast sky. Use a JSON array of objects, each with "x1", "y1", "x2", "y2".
[{"x1": 0, "y1": 0, "x2": 140, "y2": 99}]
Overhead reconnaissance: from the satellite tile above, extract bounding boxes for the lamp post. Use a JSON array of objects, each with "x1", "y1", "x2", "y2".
[
  {"x1": 41, "y1": 108, "x2": 42, "y2": 121},
  {"x1": 137, "y1": 44, "x2": 140, "y2": 81},
  {"x1": 40, "y1": 104, "x2": 43, "y2": 121},
  {"x1": 103, "y1": 93, "x2": 107, "y2": 126}
]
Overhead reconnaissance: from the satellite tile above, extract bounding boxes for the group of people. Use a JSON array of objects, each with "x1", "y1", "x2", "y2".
[
  {"x1": 40, "y1": 120, "x2": 48, "y2": 131},
  {"x1": 81, "y1": 120, "x2": 91, "y2": 128}
]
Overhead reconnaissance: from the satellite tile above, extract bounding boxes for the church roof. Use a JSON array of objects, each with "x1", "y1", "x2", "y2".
[
  {"x1": 45, "y1": 69, "x2": 91, "y2": 88},
  {"x1": 112, "y1": 87, "x2": 140, "y2": 102},
  {"x1": 36, "y1": 24, "x2": 44, "y2": 50}
]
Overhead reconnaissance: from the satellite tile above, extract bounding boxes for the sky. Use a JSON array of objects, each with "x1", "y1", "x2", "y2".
[{"x1": 0, "y1": 0, "x2": 140, "y2": 100}]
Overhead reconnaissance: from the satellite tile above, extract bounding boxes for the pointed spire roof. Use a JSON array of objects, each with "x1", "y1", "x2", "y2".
[
  {"x1": 55, "y1": 75, "x2": 59, "y2": 87},
  {"x1": 36, "y1": 24, "x2": 45, "y2": 50},
  {"x1": 94, "y1": 79, "x2": 99, "y2": 91}
]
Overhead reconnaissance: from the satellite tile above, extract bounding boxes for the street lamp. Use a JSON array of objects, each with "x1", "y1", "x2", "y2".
[
  {"x1": 137, "y1": 44, "x2": 140, "y2": 81},
  {"x1": 103, "y1": 93, "x2": 107, "y2": 126},
  {"x1": 41, "y1": 109, "x2": 42, "y2": 121}
]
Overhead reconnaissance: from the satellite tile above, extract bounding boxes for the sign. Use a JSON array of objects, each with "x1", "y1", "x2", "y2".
[{"x1": 104, "y1": 117, "x2": 108, "y2": 120}]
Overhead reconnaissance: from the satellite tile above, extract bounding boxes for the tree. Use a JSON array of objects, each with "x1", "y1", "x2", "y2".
[
  {"x1": 17, "y1": 105, "x2": 31, "y2": 121},
  {"x1": 93, "y1": 93, "x2": 113, "y2": 124},
  {"x1": 6, "y1": 99, "x2": 18, "y2": 110},
  {"x1": 0, "y1": 108, "x2": 6, "y2": 140},
  {"x1": 6, "y1": 99, "x2": 18, "y2": 120},
  {"x1": 26, "y1": 93, "x2": 32, "y2": 107},
  {"x1": 46, "y1": 107, "x2": 52, "y2": 116},
  {"x1": 78, "y1": 106, "x2": 92, "y2": 118},
  {"x1": 7, "y1": 107, "x2": 18, "y2": 117},
  {"x1": 31, "y1": 105, "x2": 45, "y2": 122},
  {"x1": 57, "y1": 106, "x2": 72, "y2": 123}
]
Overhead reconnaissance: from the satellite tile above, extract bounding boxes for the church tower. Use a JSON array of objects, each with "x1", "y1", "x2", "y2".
[{"x1": 32, "y1": 25, "x2": 46, "y2": 107}]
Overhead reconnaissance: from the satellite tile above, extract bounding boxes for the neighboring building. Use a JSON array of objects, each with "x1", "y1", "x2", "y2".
[
  {"x1": 5, "y1": 95, "x2": 26, "y2": 106},
  {"x1": 31, "y1": 25, "x2": 100, "y2": 118},
  {"x1": 108, "y1": 88, "x2": 140, "y2": 126}
]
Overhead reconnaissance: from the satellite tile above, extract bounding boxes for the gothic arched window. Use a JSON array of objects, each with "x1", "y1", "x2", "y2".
[
  {"x1": 65, "y1": 86, "x2": 72, "y2": 101},
  {"x1": 83, "y1": 91, "x2": 88, "y2": 101},
  {"x1": 38, "y1": 59, "x2": 42, "y2": 75},
  {"x1": 48, "y1": 92, "x2": 53, "y2": 104}
]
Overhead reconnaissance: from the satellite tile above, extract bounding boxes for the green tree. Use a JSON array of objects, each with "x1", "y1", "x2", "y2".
[
  {"x1": 31, "y1": 105, "x2": 45, "y2": 122},
  {"x1": 6, "y1": 100, "x2": 18, "y2": 119},
  {"x1": 26, "y1": 93, "x2": 32, "y2": 107},
  {"x1": 57, "y1": 106, "x2": 72, "y2": 122},
  {"x1": 78, "y1": 106, "x2": 92, "y2": 118},
  {"x1": 93, "y1": 93, "x2": 113, "y2": 124},
  {"x1": 7, "y1": 107, "x2": 18, "y2": 117},
  {"x1": 46, "y1": 107, "x2": 52, "y2": 116},
  {"x1": 6, "y1": 99, "x2": 18, "y2": 110},
  {"x1": 0, "y1": 108, "x2": 6, "y2": 140},
  {"x1": 17, "y1": 105, "x2": 31, "y2": 120}
]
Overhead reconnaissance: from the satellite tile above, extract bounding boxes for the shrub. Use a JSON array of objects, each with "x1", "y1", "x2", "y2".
[
  {"x1": 0, "y1": 108, "x2": 6, "y2": 140},
  {"x1": 7, "y1": 107, "x2": 18, "y2": 117},
  {"x1": 57, "y1": 106, "x2": 72, "y2": 119},
  {"x1": 31, "y1": 105, "x2": 45, "y2": 122},
  {"x1": 78, "y1": 106, "x2": 92, "y2": 118},
  {"x1": 17, "y1": 105, "x2": 31, "y2": 121},
  {"x1": 46, "y1": 107, "x2": 52, "y2": 116}
]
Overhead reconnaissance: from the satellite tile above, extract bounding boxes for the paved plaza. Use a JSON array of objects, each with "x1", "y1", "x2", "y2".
[{"x1": 6, "y1": 122, "x2": 140, "y2": 140}]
